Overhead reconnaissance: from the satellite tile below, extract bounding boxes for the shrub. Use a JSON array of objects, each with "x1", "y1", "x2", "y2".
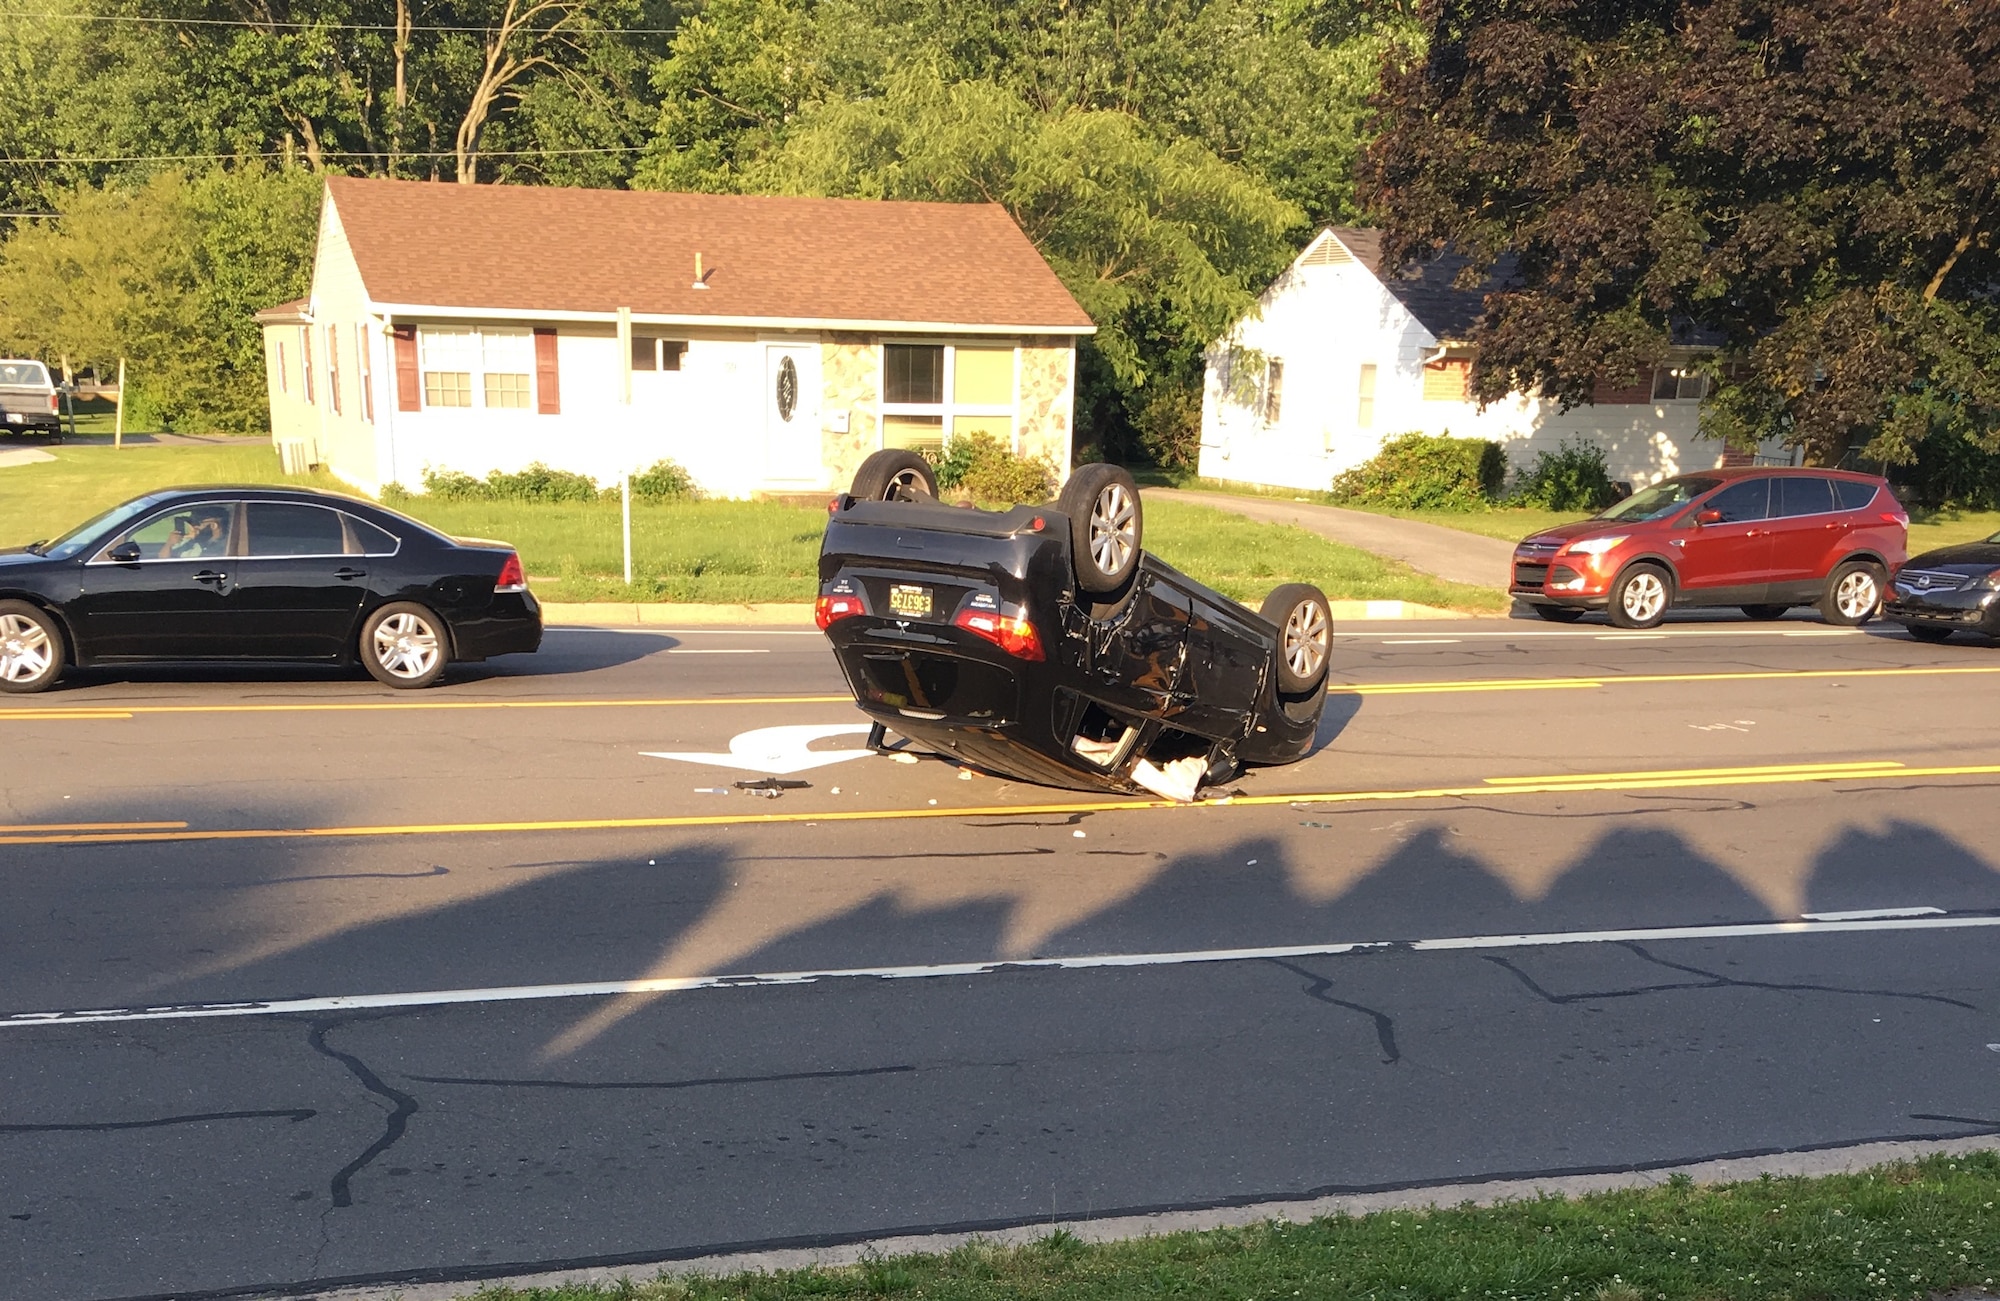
[
  {"x1": 1510, "y1": 437, "x2": 1618, "y2": 511},
  {"x1": 1330, "y1": 433, "x2": 1506, "y2": 511},
  {"x1": 924, "y1": 431, "x2": 1057, "y2": 504},
  {"x1": 628, "y1": 458, "x2": 699, "y2": 502},
  {"x1": 420, "y1": 462, "x2": 604, "y2": 503},
  {"x1": 419, "y1": 468, "x2": 488, "y2": 501},
  {"x1": 925, "y1": 437, "x2": 980, "y2": 490}
]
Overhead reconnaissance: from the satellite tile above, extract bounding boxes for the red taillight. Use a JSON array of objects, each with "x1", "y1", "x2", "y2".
[
  {"x1": 815, "y1": 593, "x2": 865, "y2": 630},
  {"x1": 953, "y1": 606, "x2": 1045, "y2": 660},
  {"x1": 1882, "y1": 511, "x2": 1909, "y2": 527},
  {"x1": 494, "y1": 552, "x2": 526, "y2": 593}
]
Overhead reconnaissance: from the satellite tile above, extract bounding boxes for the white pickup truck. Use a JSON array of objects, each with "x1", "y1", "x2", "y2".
[{"x1": 0, "y1": 359, "x2": 64, "y2": 437}]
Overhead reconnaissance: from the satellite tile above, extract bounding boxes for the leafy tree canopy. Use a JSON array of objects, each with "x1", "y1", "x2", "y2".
[{"x1": 1364, "y1": 0, "x2": 2000, "y2": 468}]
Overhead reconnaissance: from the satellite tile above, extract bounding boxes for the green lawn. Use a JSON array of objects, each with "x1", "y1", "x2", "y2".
[
  {"x1": 0, "y1": 443, "x2": 1506, "y2": 609},
  {"x1": 461, "y1": 1153, "x2": 2000, "y2": 1301}
]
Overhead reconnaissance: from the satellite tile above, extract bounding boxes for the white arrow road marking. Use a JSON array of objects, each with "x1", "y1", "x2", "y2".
[{"x1": 643, "y1": 723, "x2": 877, "y2": 775}]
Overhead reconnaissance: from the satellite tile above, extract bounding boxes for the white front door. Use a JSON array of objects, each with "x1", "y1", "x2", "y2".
[{"x1": 763, "y1": 344, "x2": 822, "y2": 486}]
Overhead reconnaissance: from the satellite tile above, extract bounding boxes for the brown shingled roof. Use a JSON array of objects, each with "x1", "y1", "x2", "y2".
[{"x1": 325, "y1": 177, "x2": 1094, "y2": 332}]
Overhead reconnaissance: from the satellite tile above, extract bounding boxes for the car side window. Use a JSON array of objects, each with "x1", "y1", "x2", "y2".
[
  {"x1": 1774, "y1": 477, "x2": 1834, "y2": 518},
  {"x1": 103, "y1": 502, "x2": 237, "y2": 561},
  {"x1": 245, "y1": 502, "x2": 348, "y2": 557},
  {"x1": 1834, "y1": 480, "x2": 1879, "y2": 511},
  {"x1": 342, "y1": 514, "x2": 402, "y2": 556},
  {"x1": 1701, "y1": 479, "x2": 1771, "y2": 523}
]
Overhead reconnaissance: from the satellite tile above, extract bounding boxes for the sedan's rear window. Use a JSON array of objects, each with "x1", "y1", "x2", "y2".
[{"x1": 246, "y1": 502, "x2": 347, "y2": 557}]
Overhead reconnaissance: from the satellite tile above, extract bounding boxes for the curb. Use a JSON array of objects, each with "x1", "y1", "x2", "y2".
[
  {"x1": 539, "y1": 600, "x2": 1498, "y2": 628},
  {"x1": 289, "y1": 1133, "x2": 2000, "y2": 1301}
]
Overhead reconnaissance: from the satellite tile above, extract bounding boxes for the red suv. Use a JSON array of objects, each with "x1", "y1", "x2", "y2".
[{"x1": 1511, "y1": 468, "x2": 1908, "y2": 629}]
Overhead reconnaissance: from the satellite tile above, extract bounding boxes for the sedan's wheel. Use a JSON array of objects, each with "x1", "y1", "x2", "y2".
[
  {"x1": 850, "y1": 449, "x2": 938, "y2": 502},
  {"x1": 1533, "y1": 605, "x2": 1587, "y2": 623},
  {"x1": 0, "y1": 601, "x2": 63, "y2": 694},
  {"x1": 361, "y1": 602, "x2": 449, "y2": 688},
  {"x1": 1608, "y1": 564, "x2": 1671, "y2": 629},
  {"x1": 1740, "y1": 604, "x2": 1790, "y2": 621},
  {"x1": 1259, "y1": 583, "x2": 1332, "y2": 694},
  {"x1": 1904, "y1": 623, "x2": 1955, "y2": 644},
  {"x1": 1820, "y1": 560, "x2": 1885, "y2": 626},
  {"x1": 1056, "y1": 464, "x2": 1144, "y2": 594}
]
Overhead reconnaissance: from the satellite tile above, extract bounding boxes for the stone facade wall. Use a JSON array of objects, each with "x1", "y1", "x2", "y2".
[
  {"x1": 1015, "y1": 337, "x2": 1075, "y2": 480},
  {"x1": 821, "y1": 333, "x2": 879, "y2": 488}
]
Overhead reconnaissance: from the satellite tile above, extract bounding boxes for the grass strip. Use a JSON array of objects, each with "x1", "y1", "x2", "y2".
[{"x1": 463, "y1": 1152, "x2": 2000, "y2": 1300}]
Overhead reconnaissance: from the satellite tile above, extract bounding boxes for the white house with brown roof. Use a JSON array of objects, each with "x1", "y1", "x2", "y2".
[
  {"x1": 1199, "y1": 227, "x2": 1791, "y2": 493},
  {"x1": 257, "y1": 178, "x2": 1094, "y2": 498}
]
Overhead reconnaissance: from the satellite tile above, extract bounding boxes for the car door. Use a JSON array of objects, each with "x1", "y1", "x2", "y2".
[
  {"x1": 69, "y1": 501, "x2": 242, "y2": 659},
  {"x1": 231, "y1": 501, "x2": 370, "y2": 659},
  {"x1": 1670, "y1": 477, "x2": 1775, "y2": 601},
  {"x1": 1762, "y1": 475, "x2": 1838, "y2": 598}
]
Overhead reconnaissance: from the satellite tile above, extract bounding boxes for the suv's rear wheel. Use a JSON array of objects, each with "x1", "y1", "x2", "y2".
[
  {"x1": 851, "y1": 449, "x2": 937, "y2": 502},
  {"x1": 1820, "y1": 560, "x2": 1885, "y2": 626},
  {"x1": 1260, "y1": 583, "x2": 1332, "y2": 694},
  {"x1": 1608, "y1": 564, "x2": 1672, "y2": 629},
  {"x1": 1058, "y1": 464, "x2": 1143, "y2": 594},
  {"x1": 0, "y1": 600, "x2": 63, "y2": 693}
]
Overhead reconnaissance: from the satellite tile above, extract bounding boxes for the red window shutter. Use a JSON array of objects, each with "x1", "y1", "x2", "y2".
[
  {"x1": 534, "y1": 328, "x2": 560, "y2": 414},
  {"x1": 392, "y1": 324, "x2": 420, "y2": 412}
]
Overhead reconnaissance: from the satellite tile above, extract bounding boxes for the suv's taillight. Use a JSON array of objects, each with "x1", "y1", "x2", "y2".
[
  {"x1": 953, "y1": 605, "x2": 1045, "y2": 661},
  {"x1": 494, "y1": 552, "x2": 526, "y2": 593},
  {"x1": 815, "y1": 592, "x2": 866, "y2": 629},
  {"x1": 47, "y1": 392, "x2": 59, "y2": 413}
]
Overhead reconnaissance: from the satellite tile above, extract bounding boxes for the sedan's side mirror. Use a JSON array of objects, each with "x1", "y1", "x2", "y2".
[
  {"x1": 1694, "y1": 509, "x2": 1723, "y2": 526},
  {"x1": 106, "y1": 542, "x2": 142, "y2": 563}
]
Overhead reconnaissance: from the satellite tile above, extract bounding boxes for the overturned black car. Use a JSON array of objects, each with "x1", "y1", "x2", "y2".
[{"x1": 816, "y1": 451, "x2": 1333, "y2": 798}]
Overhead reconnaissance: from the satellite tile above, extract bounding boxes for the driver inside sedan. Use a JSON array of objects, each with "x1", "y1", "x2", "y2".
[{"x1": 159, "y1": 509, "x2": 229, "y2": 560}]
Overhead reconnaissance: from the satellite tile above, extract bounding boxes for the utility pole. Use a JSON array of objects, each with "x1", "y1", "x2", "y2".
[{"x1": 617, "y1": 306, "x2": 633, "y2": 587}]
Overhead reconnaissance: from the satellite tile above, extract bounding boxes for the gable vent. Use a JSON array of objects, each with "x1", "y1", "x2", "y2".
[{"x1": 1300, "y1": 235, "x2": 1353, "y2": 267}]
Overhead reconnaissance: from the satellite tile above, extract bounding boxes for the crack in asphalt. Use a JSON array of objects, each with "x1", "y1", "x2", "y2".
[
  {"x1": 1484, "y1": 942, "x2": 1981, "y2": 1011},
  {"x1": 0, "y1": 1108, "x2": 315, "y2": 1133},
  {"x1": 406, "y1": 1064, "x2": 915, "y2": 1092},
  {"x1": 306, "y1": 1020, "x2": 419, "y2": 1210},
  {"x1": 1266, "y1": 958, "x2": 1400, "y2": 1064}
]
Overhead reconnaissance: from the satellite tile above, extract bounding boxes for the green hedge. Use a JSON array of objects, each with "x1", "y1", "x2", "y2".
[{"x1": 1331, "y1": 433, "x2": 1507, "y2": 511}]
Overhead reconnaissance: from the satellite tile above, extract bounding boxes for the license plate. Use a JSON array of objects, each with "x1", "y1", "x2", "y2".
[{"x1": 888, "y1": 583, "x2": 932, "y2": 618}]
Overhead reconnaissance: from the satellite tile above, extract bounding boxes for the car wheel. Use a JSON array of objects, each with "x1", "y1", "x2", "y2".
[
  {"x1": 1533, "y1": 605, "x2": 1587, "y2": 623},
  {"x1": 361, "y1": 602, "x2": 449, "y2": 688},
  {"x1": 1820, "y1": 560, "x2": 1885, "y2": 626},
  {"x1": 1904, "y1": 623, "x2": 1954, "y2": 644},
  {"x1": 0, "y1": 600, "x2": 64, "y2": 694},
  {"x1": 1740, "y1": 604, "x2": 1790, "y2": 621},
  {"x1": 1057, "y1": 464, "x2": 1143, "y2": 594},
  {"x1": 850, "y1": 449, "x2": 937, "y2": 502},
  {"x1": 1260, "y1": 583, "x2": 1333, "y2": 694},
  {"x1": 1608, "y1": 564, "x2": 1671, "y2": 629}
]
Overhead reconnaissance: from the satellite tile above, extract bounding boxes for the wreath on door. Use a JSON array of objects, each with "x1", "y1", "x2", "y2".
[{"x1": 775, "y1": 356, "x2": 799, "y2": 422}]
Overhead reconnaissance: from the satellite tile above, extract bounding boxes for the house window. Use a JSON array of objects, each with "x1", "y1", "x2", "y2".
[
  {"x1": 326, "y1": 325, "x2": 342, "y2": 416},
  {"x1": 1356, "y1": 363, "x2": 1377, "y2": 429},
  {"x1": 481, "y1": 329, "x2": 533, "y2": 409},
  {"x1": 881, "y1": 342, "x2": 1016, "y2": 453},
  {"x1": 356, "y1": 324, "x2": 373, "y2": 422},
  {"x1": 631, "y1": 336, "x2": 686, "y2": 372},
  {"x1": 300, "y1": 327, "x2": 315, "y2": 405},
  {"x1": 1262, "y1": 359, "x2": 1284, "y2": 424},
  {"x1": 276, "y1": 341, "x2": 288, "y2": 394},
  {"x1": 1652, "y1": 366, "x2": 1709, "y2": 401},
  {"x1": 1423, "y1": 358, "x2": 1470, "y2": 402}
]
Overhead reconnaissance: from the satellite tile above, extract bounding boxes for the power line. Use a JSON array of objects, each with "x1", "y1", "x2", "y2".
[
  {"x1": 9, "y1": 145, "x2": 650, "y2": 163},
  {"x1": 0, "y1": 8, "x2": 677, "y2": 33}
]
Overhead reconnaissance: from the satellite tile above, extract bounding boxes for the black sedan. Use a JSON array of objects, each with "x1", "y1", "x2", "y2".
[
  {"x1": 816, "y1": 452, "x2": 1332, "y2": 799},
  {"x1": 1882, "y1": 534, "x2": 2000, "y2": 642},
  {"x1": 0, "y1": 486, "x2": 541, "y2": 693}
]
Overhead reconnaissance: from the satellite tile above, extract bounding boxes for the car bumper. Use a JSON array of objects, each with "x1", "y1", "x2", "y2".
[
  {"x1": 1882, "y1": 588, "x2": 1999, "y2": 628},
  {"x1": 450, "y1": 591, "x2": 543, "y2": 660},
  {"x1": 1511, "y1": 557, "x2": 1613, "y2": 607}
]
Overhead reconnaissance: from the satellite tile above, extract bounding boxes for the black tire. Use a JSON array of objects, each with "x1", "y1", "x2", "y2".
[
  {"x1": 1741, "y1": 604, "x2": 1790, "y2": 621},
  {"x1": 360, "y1": 602, "x2": 450, "y2": 689},
  {"x1": 1819, "y1": 559, "x2": 1885, "y2": 626},
  {"x1": 1904, "y1": 623, "x2": 1954, "y2": 644},
  {"x1": 0, "y1": 599, "x2": 64, "y2": 694},
  {"x1": 1608, "y1": 563, "x2": 1672, "y2": 629},
  {"x1": 1057, "y1": 463, "x2": 1143, "y2": 594},
  {"x1": 1259, "y1": 583, "x2": 1333, "y2": 694},
  {"x1": 1533, "y1": 605, "x2": 1587, "y2": 623},
  {"x1": 851, "y1": 449, "x2": 937, "y2": 502}
]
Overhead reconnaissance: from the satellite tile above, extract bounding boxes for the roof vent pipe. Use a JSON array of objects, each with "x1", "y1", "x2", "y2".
[{"x1": 692, "y1": 251, "x2": 708, "y2": 290}]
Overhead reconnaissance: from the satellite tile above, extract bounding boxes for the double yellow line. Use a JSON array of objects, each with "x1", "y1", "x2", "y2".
[{"x1": 0, "y1": 759, "x2": 1978, "y2": 848}]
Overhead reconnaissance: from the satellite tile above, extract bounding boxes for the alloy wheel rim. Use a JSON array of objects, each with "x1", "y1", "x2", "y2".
[
  {"x1": 1089, "y1": 483, "x2": 1137, "y2": 576},
  {"x1": 1837, "y1": 571, "x2": 1878, "y2": 619},
  {"x1": 887, "y1": 468, "x2": 928, "y2": 501},
  {"x1": 1283, "y1": 600, "x2": 1328, "y2": 680},
  {"x1": 1624, "y1": 573, "x2": 1666, "y2": 622},
  {"x1": 373, "y1": 612, "x2": 440, "y2": 679},
  {"x1": 0, "y1": 613, "x2": 52, "y2": 684}
]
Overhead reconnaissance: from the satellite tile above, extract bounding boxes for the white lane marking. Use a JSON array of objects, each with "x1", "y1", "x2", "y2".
[
  {"x1": 1801, "y1": 906, "x2": 1945, "y2": 921},
  {"x1": 643, "y1": 723, "x2": 875, "y2": 775},
  {"x1": 8, "y1": 913, "x2": 1996, "y2": 1030},
  {"x1": 1598, "y1": 634, "x2": 1668, "y2": 641},
  {"x1": 666, "y1": 648, "x2": 771, "y2": 655},
  {"x1": 1382, "y1": 639, "x2": 1461, "y2": 645},
  {"x1": 1339, "y1": 628, "x2": 1866, "y2": 640}
]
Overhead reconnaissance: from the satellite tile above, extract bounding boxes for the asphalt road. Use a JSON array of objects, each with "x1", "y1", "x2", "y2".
[{"x1": 6, "y1": 613, "x2": 2000, "y2": 1300}]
